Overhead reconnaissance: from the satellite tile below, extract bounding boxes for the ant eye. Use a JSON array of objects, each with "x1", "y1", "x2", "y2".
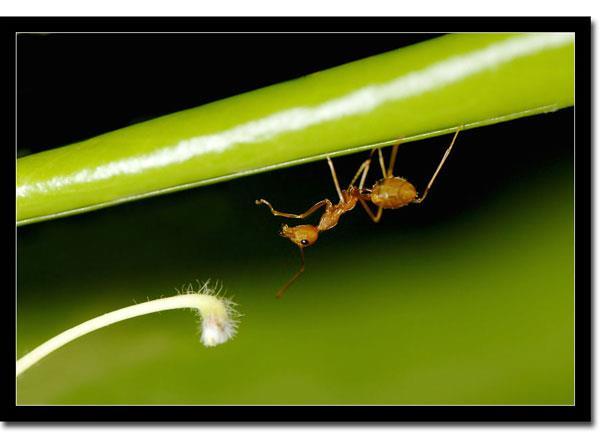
[{"x1": 301, "y1": 239, "x2": 309, "y2": 246}]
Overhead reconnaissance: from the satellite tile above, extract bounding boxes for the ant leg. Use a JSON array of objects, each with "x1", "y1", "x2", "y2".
[
  {"x1": 326, "y1": 157, "x2": 344, "y2": 202},
  {"x1": 387, "y1": 143, "x2": 400, "y2": 177},
  {"x1": 353, "y1": 149, "x2": 377, "y2": 190},
  {"x1": 348, "y1": 156, "x2": 373, "y2": 190},
  {"x1": 358, "y1": 158, "x2": 371, "y2": 191},
  {"x1": 276, "y1": 247, "x2": 305, "y2": 299},
  {"x1": 377, "y1": 148, "x2": 387, "y2": 178},
  {"x1": 358, "y1": 197, "x2": 384, "y2": 223},
  {"x1": 414, "y1": 126, "x2": 462, "y2": 204},
  {"x1": 255, "y1": 199, "x2": 330, "y2": 219},
  {"x1": 348, "y1": 160, "x2": 369, "y2": 188}
]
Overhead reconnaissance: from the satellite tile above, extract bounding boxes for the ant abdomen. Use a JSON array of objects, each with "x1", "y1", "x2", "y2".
[{"x1": 370, "y1": 177, "x2": 418, "y2": 209}]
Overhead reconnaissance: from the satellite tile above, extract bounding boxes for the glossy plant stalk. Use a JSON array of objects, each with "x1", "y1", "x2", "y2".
[{"x1": 17, "y1": 33, "x2": 574, "y2": 225}]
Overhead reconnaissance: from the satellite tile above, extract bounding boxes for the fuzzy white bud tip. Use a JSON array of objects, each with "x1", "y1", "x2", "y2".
[
  {"x1": 193, "y1": 286, "x2": 239, "y2": 347},
  {"x1": 200, "y1": 314, "x2": 237, "y2": 347}
]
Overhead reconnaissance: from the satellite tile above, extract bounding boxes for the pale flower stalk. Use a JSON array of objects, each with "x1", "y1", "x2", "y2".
[{"x1": 16, "y1": 282, "x2": 239, "y2": 377}]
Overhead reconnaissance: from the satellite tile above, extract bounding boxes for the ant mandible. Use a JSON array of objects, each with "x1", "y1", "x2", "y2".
[{"x1": 256, "y1": 126, "x2": 462, "y2": 298}]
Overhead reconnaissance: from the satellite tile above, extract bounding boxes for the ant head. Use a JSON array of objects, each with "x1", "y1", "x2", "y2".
[{"x1": 279, "y1": 224, "x2": 319, "y2": 248}]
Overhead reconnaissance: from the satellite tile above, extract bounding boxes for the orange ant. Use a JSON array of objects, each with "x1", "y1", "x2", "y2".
[{"x1": 256, "y1": 127, "x2": 462, "y2": 298}]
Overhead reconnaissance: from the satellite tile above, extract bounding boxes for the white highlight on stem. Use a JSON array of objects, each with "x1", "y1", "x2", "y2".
[
  {"x1": 16, "y1": 286, "x2": 239, "y2": 377},
  {"x1": 16, "y1": 33, "x2": 573, "y2": 199}
]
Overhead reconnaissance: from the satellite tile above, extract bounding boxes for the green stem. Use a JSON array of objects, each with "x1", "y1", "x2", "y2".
[{"x1": 17, "y1": 33, "x2": 574, "y2": 225}]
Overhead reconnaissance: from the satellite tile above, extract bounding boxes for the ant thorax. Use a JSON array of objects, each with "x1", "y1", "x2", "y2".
[
  {"x1": 317, "y1": 192, "x2": 358, "y2": 232},
  {"x1": 370, "y1": 177, "x2": 418, "y2": 209}
]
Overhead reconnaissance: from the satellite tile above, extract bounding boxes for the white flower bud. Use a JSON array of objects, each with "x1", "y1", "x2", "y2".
[{"x1": 17, "y1": 281, "x2": 240, "y2": 377}]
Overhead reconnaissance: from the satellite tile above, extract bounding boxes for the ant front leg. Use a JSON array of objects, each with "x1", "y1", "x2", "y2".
[
  {"x1": 414, "y1": 126, "x2": 462, "y2": 204},
  {"x1": 255, "y1": 198, "x2": 331, "y2": 219},
  {"x1": 326, "y1": 156, "x2": 345, "y2": 202}
]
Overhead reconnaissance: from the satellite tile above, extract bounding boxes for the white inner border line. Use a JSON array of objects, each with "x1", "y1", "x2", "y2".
[{"x1": 15, "y1": 30, "x2": 577, "y2": 409}]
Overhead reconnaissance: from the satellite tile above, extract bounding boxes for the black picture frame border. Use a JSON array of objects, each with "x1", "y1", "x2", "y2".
[{"x1": 3, "y1": 16, "x2": 591, "y2": 423}]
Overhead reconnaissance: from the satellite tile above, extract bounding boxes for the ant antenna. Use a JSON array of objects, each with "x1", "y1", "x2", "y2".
[{"x1": 276, "y1": 246, "x2": 305, "y2": 299}]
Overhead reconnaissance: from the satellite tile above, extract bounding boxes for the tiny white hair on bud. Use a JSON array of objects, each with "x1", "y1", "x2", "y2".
[{"x1": 16, "y1": 280, "x2": 240, "y2": 377}]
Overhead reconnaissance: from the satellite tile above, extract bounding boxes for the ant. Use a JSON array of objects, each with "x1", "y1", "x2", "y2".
[{"x1": 256, "y1": 127, "x2": 462, "y2": 298}]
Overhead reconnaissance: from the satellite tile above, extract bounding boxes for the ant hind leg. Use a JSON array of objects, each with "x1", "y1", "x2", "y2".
[
  {"x1": 358, "y1": 198, "x2": 384, "y2": 223},
  {"x1": 414, "y1": 126, "x2": 462, "y2": 204}
]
